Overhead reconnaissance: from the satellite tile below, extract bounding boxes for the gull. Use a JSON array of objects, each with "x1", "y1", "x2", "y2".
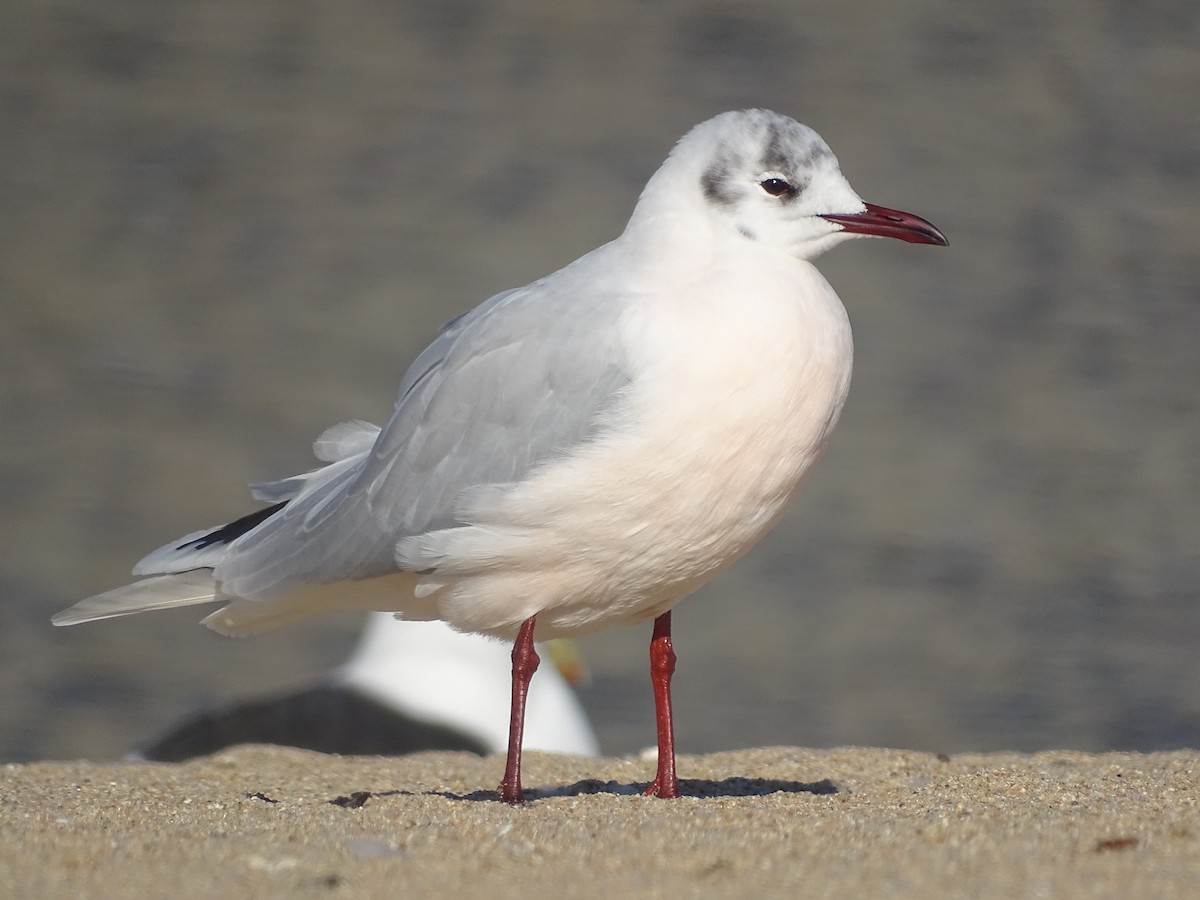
[
  {"x1": 133, "y1": 617, "x2": 599, "y2": 761},
  {"x1": 55, "y1": 109, "x2": 946, "y2": 804}
]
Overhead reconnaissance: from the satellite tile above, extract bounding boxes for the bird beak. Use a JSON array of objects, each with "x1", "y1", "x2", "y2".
[{"x1": 820, "y1": 202, "x2": 948, "y2": 247}]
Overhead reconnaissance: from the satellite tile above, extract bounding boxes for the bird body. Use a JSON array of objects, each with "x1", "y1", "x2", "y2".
[
  {"x1": 55, "y1": 109, "x2": 946, "y2": 803},
  {"x1": 400, "y1": 249, "x2": 852, "y2": 639},
  {"x1": 58, "y1": 112, "x2": 855, "y2": 642}
]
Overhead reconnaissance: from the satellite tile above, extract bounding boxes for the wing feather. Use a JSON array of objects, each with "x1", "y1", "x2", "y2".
[{"x1": 212, "y1": 259, "x2": 631, "y2": 603}]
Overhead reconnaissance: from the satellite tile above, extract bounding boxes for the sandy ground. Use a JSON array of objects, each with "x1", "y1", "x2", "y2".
[{"x1": 2, "y1": 745, "x2": 1197, "y2": 899}]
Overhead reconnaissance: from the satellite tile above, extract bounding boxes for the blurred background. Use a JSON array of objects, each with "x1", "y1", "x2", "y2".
[{"x1": 2, "y1": 0, "x2": 1198, "y2": 763}]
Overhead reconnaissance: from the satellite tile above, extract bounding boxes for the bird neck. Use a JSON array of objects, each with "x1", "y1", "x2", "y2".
[{"x1": 619, "y1": 173, "x2": 724, "y2": 270}]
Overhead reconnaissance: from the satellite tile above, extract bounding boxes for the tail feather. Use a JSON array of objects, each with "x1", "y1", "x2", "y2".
[
  {"x1": 132, "y1": 503, "x2": 287, "y2": 577},
  {"x1": 52, "y1": 571, "x2": 219, "y2": 626}
]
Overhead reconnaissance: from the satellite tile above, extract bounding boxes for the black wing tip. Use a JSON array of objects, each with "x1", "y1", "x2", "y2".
[{"x1": 177, "y1": 501, "x2": 288, "y2": 552}]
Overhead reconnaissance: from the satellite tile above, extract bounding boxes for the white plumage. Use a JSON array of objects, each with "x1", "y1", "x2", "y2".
[
  {"x1": 55, "y1": 109, "x2": 945, "y2": 802},
  {"x1": 55, "y1": 111, "x2": 878, "y2": 637}
]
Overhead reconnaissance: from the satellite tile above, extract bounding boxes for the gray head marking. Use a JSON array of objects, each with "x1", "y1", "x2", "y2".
[
  {"x1": 759, "y1": 120, "x2": 792, "y2": 175},
  {"x1": 700, "y1": 148, "x2": 742, "y2": 208},
  {"x1": 697, "y1": 111, "x2": 835, "y2": 215},
  {"x1": 756, "y1": 117, "x2": 833, "y2": 202}
]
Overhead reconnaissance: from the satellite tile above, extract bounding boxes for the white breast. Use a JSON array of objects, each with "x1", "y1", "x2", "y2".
[{"x1": 425, "y1": 252, "x2": 853, "y2": 639}]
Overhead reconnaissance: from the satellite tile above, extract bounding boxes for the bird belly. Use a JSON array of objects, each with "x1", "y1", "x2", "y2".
[{"x1": 419, "y1": 262, "x2": 853, "y2": 639}]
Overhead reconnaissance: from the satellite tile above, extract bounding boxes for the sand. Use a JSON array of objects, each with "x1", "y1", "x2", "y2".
[{"x1": 2, "y1": 745, "x2": 1196, "y2": 899}]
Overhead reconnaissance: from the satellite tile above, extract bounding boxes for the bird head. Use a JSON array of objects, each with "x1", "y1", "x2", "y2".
[{"x1": 637, "y1": 109, "x2": 947, "y2": 261}]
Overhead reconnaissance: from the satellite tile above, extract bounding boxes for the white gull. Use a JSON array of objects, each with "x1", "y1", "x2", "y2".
[{"x1": 55, "y1": 109, "x2": 946, "y2": 803}]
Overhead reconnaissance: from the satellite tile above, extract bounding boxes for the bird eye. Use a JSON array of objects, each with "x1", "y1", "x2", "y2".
[{"x1": 759, "y1": 178, "x2": 794, "y2": 198}]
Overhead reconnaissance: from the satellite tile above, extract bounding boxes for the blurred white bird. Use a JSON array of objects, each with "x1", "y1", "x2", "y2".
[
  {"x1": 56, "y1": 109, "x2": 946, "y2": 803},
  {"x1": 134, "y1": 617, "x2": 598, "y2": 761}
]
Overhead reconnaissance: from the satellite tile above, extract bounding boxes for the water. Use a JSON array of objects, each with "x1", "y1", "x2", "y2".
[{"x1": 3, "y1": 0, "x2": 1199, "y2": 762}]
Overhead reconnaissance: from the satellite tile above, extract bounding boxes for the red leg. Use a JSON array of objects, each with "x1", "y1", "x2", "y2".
[
  {"x1": 645, "y1": 610, "x2": 680, "y2": 798},
  {"x1": 499, "y1": 615, "x2": 539, "y2": 805}
]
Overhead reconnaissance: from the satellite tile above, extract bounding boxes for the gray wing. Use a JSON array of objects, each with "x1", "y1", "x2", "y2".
[{"x1": 214, "y1": 268, "x2": 631, "y2": 600}]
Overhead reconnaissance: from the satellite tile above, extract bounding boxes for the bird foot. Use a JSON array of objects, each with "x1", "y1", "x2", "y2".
[
  {"x1": 644, "y1": 777, "x2": 679, "y2": 799},
  {"x1": 498, "y1": 777, "x2": 527, "y2": 805}
]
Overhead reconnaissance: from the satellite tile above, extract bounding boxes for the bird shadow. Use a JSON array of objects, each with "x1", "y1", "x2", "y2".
[{"x1": 332, "y1": 776, "x2": 838, "y2": 807}]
